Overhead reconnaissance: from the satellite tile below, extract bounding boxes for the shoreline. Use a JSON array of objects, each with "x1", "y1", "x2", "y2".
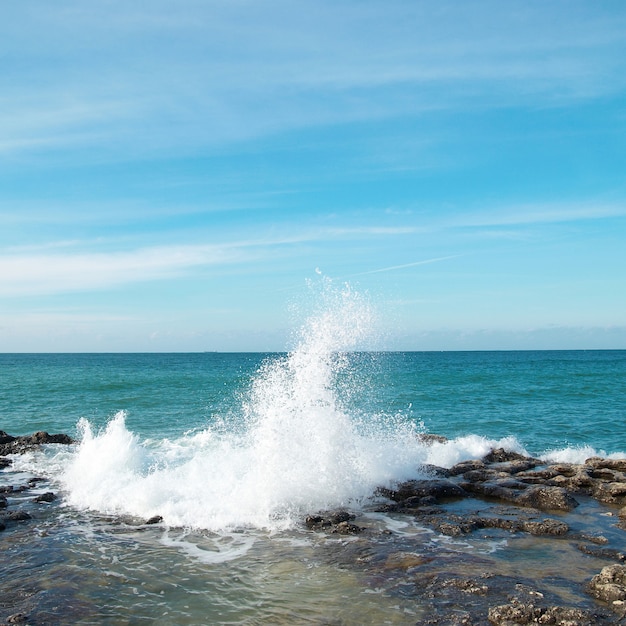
[{"x1": 2, "y1": 432, "x2": 626, "y2": 625}]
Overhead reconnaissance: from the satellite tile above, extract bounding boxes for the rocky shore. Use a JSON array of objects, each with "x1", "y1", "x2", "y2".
[
  {"x1": 305, "y1": 441, "x2": 626, "y2": 625},
  {"x1": 2, "y1": 431, "x2": 626, "y2": 625}
]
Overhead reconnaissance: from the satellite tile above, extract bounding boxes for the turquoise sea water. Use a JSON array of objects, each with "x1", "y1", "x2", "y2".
[
  {"x1": 2, "y1": 301, "x2": 626, "y2": 623},
  {"x1": 2, "y1": 350, "x2": 625, "y2": 457}
]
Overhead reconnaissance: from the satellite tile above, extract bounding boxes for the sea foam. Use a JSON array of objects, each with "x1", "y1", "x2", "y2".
[
  {"x1": 57, "y1": 283, "x2": 415, "y2": 529},
  {"x1": 56, "y1": 281, "x2": 524, "y2": 531}
]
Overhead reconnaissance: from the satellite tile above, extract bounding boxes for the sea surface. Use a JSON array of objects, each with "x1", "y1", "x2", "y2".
[{"x1": 2, "y1": 291, "x2": 626, "y2": 623}]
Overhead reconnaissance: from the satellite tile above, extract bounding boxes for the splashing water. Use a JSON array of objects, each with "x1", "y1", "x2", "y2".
[
  {"x1": 55, "y1": 281, "x2": 521, "y2": 532},
  {"x1": 56, "y1": 283, "x2": 411, "y2": 530}
]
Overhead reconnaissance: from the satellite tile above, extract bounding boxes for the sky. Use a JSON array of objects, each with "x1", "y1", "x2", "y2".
[{"x1": 1, "y1": 0, "x2": 625, "y2": 352}]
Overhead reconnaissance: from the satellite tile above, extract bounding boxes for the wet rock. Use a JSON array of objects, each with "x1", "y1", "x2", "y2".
[
  {"x1": 424, "y1": 513, "x2": 568, "y2": 538},
  {"x1": 514, "y1": 485, "x2": 579, "y2": 512},
  {"x1": 0, "y1": 495, "x2": 7, "y2": 509},
  {"x1": 332, "y1": 521, "x2": 363, "y2": 534},
  {"x1": 0, "y1": 457, "x2": 12, "y2": 468},
  {"x1": 0, "y1": 431, "x2": 74, "y2": 456},
  {"x1": 447, "y1": 459, "x2": 486, "y2": 477},
  {"x1": 482, "y1": 448, "x2": 535, "y2": 464},
  {"x1": 587, "y1": 564, "x2": 626, "y2": 604},
  {"x1": 577, "y1": 543, "x2": 626, "y2": 562},
  {"x1": 145, "y1": 515, "x2": 163, "y2": 525},
  {"x1": 591, "y1": 481, "x2": 626, "y2": 505},
  {"x1": 305, "y1": 510, "x2": 356, "y2": 531},
  {"x1": 517, "y1": 518, "x2": 569, "y2": 536},
  {"x1": 33, "y1": 492, "x2": 56, "y2": 503},
  {"x1": 379, "y1": 479, "x2": 467, "y2": 503},
  {"x1": 3, "y1": 510, "x2": 32, "y2": 522},
  {"x1": 488, "y1": 600, "x2": 597, "y2": 625},
  {"x1": 0, "y1": 430, "x2": 16, "y2": 445}
]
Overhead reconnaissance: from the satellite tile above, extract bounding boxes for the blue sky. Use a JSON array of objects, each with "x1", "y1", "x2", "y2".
[{"x1": 1, "y1": 0, "x2": 625, "y2": 351}]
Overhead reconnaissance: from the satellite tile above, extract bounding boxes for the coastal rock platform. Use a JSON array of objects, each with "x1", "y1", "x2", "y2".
[{"x1": 2, "y1": 431, "x2": 626, "y2": 625}]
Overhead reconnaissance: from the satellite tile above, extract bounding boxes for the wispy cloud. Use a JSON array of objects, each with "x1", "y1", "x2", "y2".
[
  {"x1": 351, "y1": 255, "x2": 462, "y2": 277},
  {"x1": 2, "y1": 2, "x2": 625, "y2": 160},
  {"x1": 453, "y1": 202, "x2": 626, "y2": 228},
  {"x1": 0, "y1": 244, "x2": 245, "y2": 296}
]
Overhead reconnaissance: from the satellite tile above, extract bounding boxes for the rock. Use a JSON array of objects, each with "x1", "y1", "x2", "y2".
[
  {"x1": 587, "y1": 564, "x2": 626, "y2": 604},
  {"x1": 0, "y1": 431, "x2": 74, "y2": 456},
  {"x1": 483, "y1": 448, "x2": 534, "y2": 464},
  {"x1": 6, "y1": 613, "x2": 29, "y2": 624},
  {"x1": 0, "y1": 431, "x2": 16, "y2": 445},
  {"x1": 447, "y1": 459, "x2": 486, "y2": 476},
  {"x1": 145, "y1": 515, "x2": 163, "y2": 525},
  {"x1": 305, "y1": 510, "x2": 356, "y2": 531},
  {"x1": 577, "y1": 543, "x2": 626, "y2": 561},
  {"x1": 0, "y1": 495, "x2": 7, "y2": 509},
  {"x1": 380, "y1": 479, "x2": 467, "y2": 503},
  {"x1": 514, "y1": 485, "x2": 579, "y2": 512},
  {"x1": 0, "y1": 457, "x2": 12, "y2": 468},
  {"x1": 3, "y1": 510, "x2": 32, "y2": 521},
  {"x1": 34, "y1": 492, "x2": 56, "y2": 503},
  {"x1": 332, "y1": 521, "x2": 363, "y2": 534},
  {"x1": 592, "y1": 481, "x2": 626, "y2": 505},
  {"x1": 517, "y1": 518, "x2": 569, "y2": 536},
  {"x1": 585, "y1": 458, "x2": 626, "y2": 473},
  {"x1": 488, "y1": 600, "x2": 596, "y2": 625}
]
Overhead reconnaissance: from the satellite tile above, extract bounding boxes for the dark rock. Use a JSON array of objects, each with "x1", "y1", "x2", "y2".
[
  {"x1": 462, "y1": 469, "x2": 515, "y2": 483},
  {"x1": 482, "y1": 448, "x2": 534, "y2": 464},
  {"x1": 0, "y1": 430, "x2": 16, "y2": 445},
  {"x1": 305, "y1": 510, "x2": 356, "y2": 532},
  {"x1": 0, "y1": 457, "x2": 12, "y2": 468},
  {"x1": 0, "y1": 431, "x2": 74, "y2": 456},
  {"x1": 490, "y1": 459, "x2": 538, "y2": 474},
  {"x1": 33, "y1": 492, "x2": 56, "y2": 503},
  {"x1": 424, "y1": 513, "x2": 567, "y2": 537},
  {"x1": 0, "y1": 495, "x2": 7, "y2": 509},
  {"x1": 145, "y1": 515, "x2": 163, "y2": 525},
  {"x1": 577, "y1": 543, "x2": 626, "y2": 561},
  {"x1": 380, "y1": 479, "x2": 467, "y2": 503},
  {"x1": 4, "y1": 510, "x2": 32, "y2": 521},
  {"x1": 447, "y1": 459, "x2": 486, "y2": 476}
]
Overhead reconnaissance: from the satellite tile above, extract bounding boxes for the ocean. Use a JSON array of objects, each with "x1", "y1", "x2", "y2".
[{"x1": 2, "y1": 289, "x2": 626, "y2": 623}]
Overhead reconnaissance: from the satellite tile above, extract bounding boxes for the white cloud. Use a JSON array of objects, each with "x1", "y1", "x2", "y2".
[{"x1": 0, "y1": 244, "x2": 243, "y2": 296}]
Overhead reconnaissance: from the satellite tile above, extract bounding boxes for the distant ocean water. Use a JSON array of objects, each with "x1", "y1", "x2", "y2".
[{"x1": 2, "y1": 286, "x2": 626, "y2": 623}]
